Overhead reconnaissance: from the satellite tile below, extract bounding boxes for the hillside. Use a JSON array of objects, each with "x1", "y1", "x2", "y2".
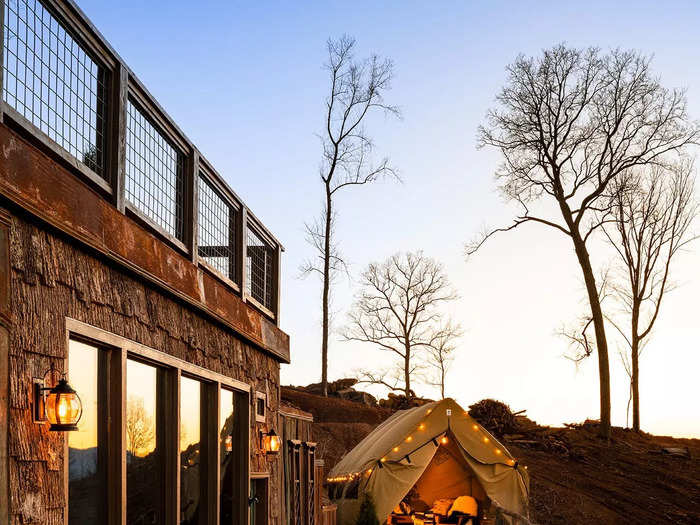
[{"x1": 281, "y1": 386, "x2": 700, "y2": 525}]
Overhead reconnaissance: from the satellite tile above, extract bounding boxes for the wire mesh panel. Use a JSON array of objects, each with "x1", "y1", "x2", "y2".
[
  {"x1": 2, "y1": 0, "x2": 108, "y2": 177},
  {"x1": 198, "y1": 174, "x2": 236, "y2": 280},
  {"x1": 246, "y1": 225, "x2": 274, "y2": 310},
  {"x1": 125, "y1": 99, "x2": 184, "y2": 240}
]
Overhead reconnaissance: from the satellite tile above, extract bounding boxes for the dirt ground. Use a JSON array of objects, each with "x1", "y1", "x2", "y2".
[{"x1": 281, "y1": 387, "x2": 700, "y2": 524}]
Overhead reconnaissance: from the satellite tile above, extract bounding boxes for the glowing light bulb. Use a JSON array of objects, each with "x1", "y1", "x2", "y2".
[
  {"x1": 483, "y1": 436, "x2": 489, "y2": 443},
  {"x1": 472, "y1": 424, "x2": 479, "y2": 431},
  {"x1": 393, "y1": 446, "x2": 399, "y2": 452},
  {"x1": 495, "y1": 449, "x2": 502, "y2": 455},
  {"x1": 57, "y1": 398, "x2": 69, "y2": 418},
  {"x1": 418, "y1": 423, "x2": 426, "y2": 431},
  {"x1": 440, "y1": 436, "x2": 449, "y2": 445},
  {"x1": 405, "y1": 436, "x2": 413, "y2": 443},
  {"x1": 380, "y1": 457, "x2": 387, "y2": 463}
]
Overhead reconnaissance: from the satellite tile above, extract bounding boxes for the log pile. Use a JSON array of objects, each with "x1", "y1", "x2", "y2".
[{"x1": 378, "y1": 393, "x2": 433, "y2": 411}]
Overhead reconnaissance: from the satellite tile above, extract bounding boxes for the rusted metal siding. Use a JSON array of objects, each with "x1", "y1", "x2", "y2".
[{"x1": 0, "y1": 122, "x2": 290, "y2": 363}]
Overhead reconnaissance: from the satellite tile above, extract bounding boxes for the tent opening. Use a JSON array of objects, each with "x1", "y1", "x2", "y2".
[{"x1": 391, "y1": 436, "x2": 488, "y2": 524}]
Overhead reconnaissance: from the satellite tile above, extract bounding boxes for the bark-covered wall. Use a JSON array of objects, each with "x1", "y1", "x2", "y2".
[{"x1": 6, "y1": 211, "x2": 283, "y2": 524}]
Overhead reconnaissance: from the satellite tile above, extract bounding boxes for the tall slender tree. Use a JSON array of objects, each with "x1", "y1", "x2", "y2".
[
  {"x1": 603, "y1": 163, "x2": 698, "y2": 432},
  {"x1": 469, "y1": 45, "x2": 698, "y2": 437},
  {"x1": 301, "y1": 35, "x2": 399, "y2": 396},
  {"x1": 425, "y1": 321, "x2": 462, "y2": 399}
]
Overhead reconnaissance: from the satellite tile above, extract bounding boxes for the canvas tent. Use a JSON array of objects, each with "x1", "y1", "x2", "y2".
[{"x1": 328, "y1": 398, "x2": 529, "y2": 524}]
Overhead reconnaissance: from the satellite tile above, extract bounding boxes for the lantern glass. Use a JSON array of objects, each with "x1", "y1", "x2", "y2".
[
  {"x1": 263, "y1": 430, "x2": 281, "y2": 454},
  {"x1": 45, "y1": 379, "x2": 82, "y2": 431}
]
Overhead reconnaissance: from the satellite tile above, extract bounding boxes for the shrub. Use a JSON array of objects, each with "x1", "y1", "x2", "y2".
[{"x1": 355, "y1": 493, "x2": 379, "y2": 525}]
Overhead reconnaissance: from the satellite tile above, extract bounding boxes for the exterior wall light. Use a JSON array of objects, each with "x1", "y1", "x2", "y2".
[
  {"x1": 261, "y1": 429, "x2": 281, "y2": 455},
  {"x1": 34, "y1": 375, "x2": 83, "y2": 431}
]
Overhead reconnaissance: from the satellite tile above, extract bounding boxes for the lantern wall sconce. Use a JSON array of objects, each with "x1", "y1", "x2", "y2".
[
  {"x1": 260, "y1": 429, "x2": 281, "y2": 455},
  {"x1": 33, "y1": 370, "x2": 83, "y2": 432}
]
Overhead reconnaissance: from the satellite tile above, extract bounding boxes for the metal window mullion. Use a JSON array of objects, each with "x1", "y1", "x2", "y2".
[
  {"x1": 239, "y1": 207, "x2": 248, "y2": 299},
  {"x1": 0, "y1": 0, "x2": 6, "y2": 122},
  {"x1": 228, "y1": 202, "x2": 236, "y2": 281},
  {"x1": 111, "y1": 63, "x2": 127, "y2": 211},
  {"x1": 186, "y1": 150, "x2": 199, "y2": 263}
]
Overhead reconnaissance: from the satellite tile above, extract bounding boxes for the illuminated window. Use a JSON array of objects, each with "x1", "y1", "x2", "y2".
[
  {"x1": 68, "y1": 340, "x2": 103, "y2": 524},
  {"x1": 126, "y1": 359, "x2": 162, "y2": 524}
]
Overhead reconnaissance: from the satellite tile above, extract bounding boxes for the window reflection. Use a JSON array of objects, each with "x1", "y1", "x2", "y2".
[
  {"x1": 127, "y1": 359, "x2": 162, "y2": 524},
  {"x1": 219, "y1": 389, "x2": 234, "y2": 524},
  {"x1": 68, "y1": 340, "x2": 101, "y2": 524},
  {"x1": 180, "y1": 377, "x2": 202, "y2": 524}
]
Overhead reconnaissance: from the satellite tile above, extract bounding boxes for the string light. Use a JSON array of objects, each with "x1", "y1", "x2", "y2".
[{"x1": 327, "y1": 408, "x2": 522, "y2": 486}]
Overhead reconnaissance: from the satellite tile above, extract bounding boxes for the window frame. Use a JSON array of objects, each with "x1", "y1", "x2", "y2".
[
  {"x1": 1, "y1": 0, "x2": 115, "y2": 194},
  {"x1": 254, "y1": 391, "x2": 267, "y2": 424},
  {"x1": 64, "y1": 317, "x2": 250, "y2": 525},
  {"x1": 197, "y1": 170, "x2": 241, "y2": 290},
  {"x1": 245, "y1": 221, "x2": 277, "y2": 316},
  {"x1": 124, "y1": 88, "x2": 189, "y2": 251}
]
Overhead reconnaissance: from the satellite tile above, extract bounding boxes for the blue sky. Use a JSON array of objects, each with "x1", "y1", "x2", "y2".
[{"x1": 78, "y1": 1, "x2": 700, "y2": 436}]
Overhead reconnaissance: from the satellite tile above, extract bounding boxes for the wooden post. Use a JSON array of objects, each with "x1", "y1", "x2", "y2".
[
  {"x1": 233, "y1": 391, "x2": 250, "y2": 525},
  {"x1": 0, "y1": 209, "x2": 11, "y2": 525},
  {"x1": 107, "y1": 347, "x2": 126, "y2": 525},
  {"x1": 204, "y1": 382, "x2": 220, "y2": 524},
  {"x1": 161, "y1": 367, "x2": 180, "y2": 524},
  {"x1": 111, "y1": 64, "x2": 128, "y2": 212},
  {"x1": 314, "y1": 460, "x2": 325, "y2": 525}
]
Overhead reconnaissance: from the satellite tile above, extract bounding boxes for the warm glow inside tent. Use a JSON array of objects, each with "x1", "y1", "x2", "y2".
[{"x1": 328, "y1": 398, "x2": 530, "y2": 524}]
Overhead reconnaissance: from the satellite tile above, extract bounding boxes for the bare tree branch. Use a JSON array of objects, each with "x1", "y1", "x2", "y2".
[
  {"x1": 342, "y1": 251, "x2": 458, "y2": 398},
  {"x1": 469, "y1": 44, "x2": 698, "y2": 438}
]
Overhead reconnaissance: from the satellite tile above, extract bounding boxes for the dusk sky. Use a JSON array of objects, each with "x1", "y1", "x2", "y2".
[{"x1": 79, "y1": 1, "x2": 700, "y2": 437}]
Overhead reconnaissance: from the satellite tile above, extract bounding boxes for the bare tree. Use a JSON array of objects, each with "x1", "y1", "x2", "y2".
[
  {"x1": 424, "y1": 321, "x2": 463, "y2": 399},
  {"x1": 301, "y1": 35, "x2": 400, "y2": 397},
  {"x1": 126, "y1": 396, "x2": 155, "y2": 458},
  {"x1": 603, "y1": 162, "x2": 698, "y2": 432},
  {"x1": 342, "y1": 251, "x2": 457, "y2": 398},
  {"x1": 469, "y1": 45, "x2": 698, "y2": 438}
]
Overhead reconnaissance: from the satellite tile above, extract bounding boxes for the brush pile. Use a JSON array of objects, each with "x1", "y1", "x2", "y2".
[{"x1": 468, "y1": 398, "x2": 521, "y2": 437}]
